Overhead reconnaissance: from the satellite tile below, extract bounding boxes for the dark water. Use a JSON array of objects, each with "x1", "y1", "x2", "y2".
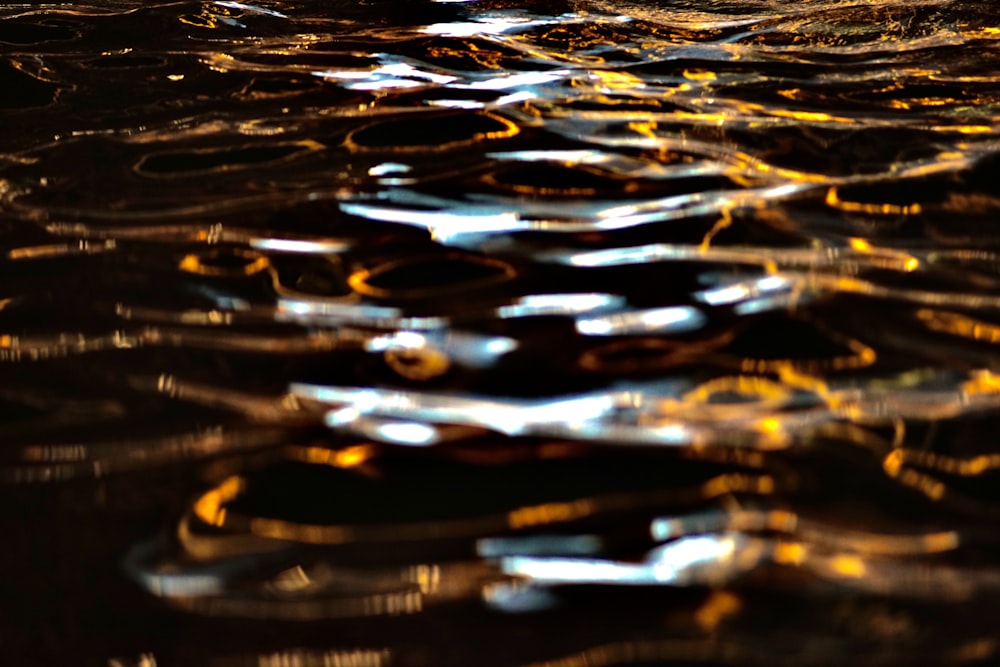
[{"x1": 3, "y1": 0, "x2": 1000, "y2": 665}]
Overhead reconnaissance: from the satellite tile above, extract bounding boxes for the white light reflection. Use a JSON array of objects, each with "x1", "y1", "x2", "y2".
[
  {"x1": 367, "y1": 330, "x2": 426, "y2": 352},
  {"x1": 483, "y1": 582, "x2": 560, "y2": 613},
  {"x1": 593, "y1": 184, "x2": 815, "y2": 229},
  {"x1": 277, "y1": 299, "x2": 449, "y2": 329},
  {"x1": 293, "y1": 384, "x2": 617, "y2": 437},
  {"x1": 430, "y1": 332, "x2": 519, "y2": 366},
  {"x1": 496, "y1": 293, "x2": 625, "y2": 318},
  {"x1": 368, "y1": 163, "x2": 412, "y2": 177},
  {"x1": 428, "y1": 99, "x2": 489, "y2": 110},
  {"x1": 340, "y1": 188, "x2": 808, "y2": 245},
  {"x1": 478, "y1": 535, "x2": 603, "y2": 558},
  {"x1": 493, "y1": 91, "x2": 536, "y2": 106},
  {"x1": 500, "y1": 535, "x2": 740, "y2": 585},
  {"x1": 462, "y1": 70, "x2": 568, "y2": 91},
  {"x1": 370, "y1": 420, "x2": 441, "y2": 446},
  {"x1": 213, "y1": 1, "x2": 287, "y2": 18},
  {"x1": 575, "y1": 306, "x2": 705, "y2": 336},
  {"x1": 557, "y1": 421, "x2": 695, "y2": 446},
  {"x1": 367, "y1": 330, "x2": 516, "y2": 368},
  {"x1": 697, "y1": 275, "x2": 792, "y2": 306},
  {"x1": 651, "y1": 514, "x2": 732, "y2": 542},
  {"x1": 343, "y1": 187, "x2": 773, "y2": 243},
  {"x1": 325, "y1": 405, "x2": 367, "y2": 426},
  {"x1": 292, "y1": 381, "x2": 793, "y2": 447},
  {"x1": 734, "y1": 295, "x2": 801, "y2": 315},
  {"x1": 249, "y1": 237, "x2": 349, "y2": 254},
  {"x1": 124, "y1": 542, "x2": 226, "y2": 597},
  {"x1": 369, "y1": 63, "x2": 458, "y2": 84},
  {"x1": 339, "y1": 202, "x2": 524, "y2": 241},
  {"x1": 486, "y1": 150, "x2": 727, "y2": 183},
  {"x1": 421, "y1": 16, "x2": 559, "y2": 37},
  {"x1": 646, "y1": 534, "x2": 740, "y2": 582},
  {"x1": 698, "y1": 284, "x2": 752, "y2": 306},
  {"x1": 484, "y1": 337, "x2": 518, "y2": 356},
  {"x1": 313, "y1": 63, "x2": 457, "y2": 91},
  {"x1": 429, "y1": 90, "x2": 537, "y2": 110},
  {"x1": 488, "y1": 150, "x2": 608, "y2": 164},
  {"x1": 502, "y1": 557, "x2": 654, "y2": 584}
]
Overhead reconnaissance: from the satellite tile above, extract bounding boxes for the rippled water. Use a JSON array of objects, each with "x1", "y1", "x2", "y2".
[{"x1": 4, "y1": 0, "x2": 1000, "y2": 665}]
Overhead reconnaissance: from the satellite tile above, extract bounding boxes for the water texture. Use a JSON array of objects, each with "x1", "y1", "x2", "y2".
[{"x1": 2, "y1": 0, "x2": 1000, "y2": 664}]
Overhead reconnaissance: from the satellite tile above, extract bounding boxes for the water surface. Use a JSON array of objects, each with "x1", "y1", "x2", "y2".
[{"x1": 3, "y1": 1, "x2": 1000, "y2": 665}]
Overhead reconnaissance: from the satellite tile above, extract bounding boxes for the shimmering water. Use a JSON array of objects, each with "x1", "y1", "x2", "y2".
[{"x1": 3, "y1": 0, "x2": 1000, "y2": 665}]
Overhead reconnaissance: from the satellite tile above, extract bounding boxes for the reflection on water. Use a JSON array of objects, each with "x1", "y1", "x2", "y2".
[{"x1": 3, "y1": 0, "x2": 1000, "y2": 664}]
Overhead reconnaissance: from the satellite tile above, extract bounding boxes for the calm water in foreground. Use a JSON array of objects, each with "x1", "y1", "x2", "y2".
[{"x1": 2, "y1": 0, "x2": 1000, "y2": 665}]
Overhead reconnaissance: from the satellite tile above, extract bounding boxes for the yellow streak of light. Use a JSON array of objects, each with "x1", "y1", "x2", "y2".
[
  {"x1": 508, "y1": 499, "x2": 595, "y2": 529},
  {"x1": 682, "y1": 69, "x2": 716, "y2": 81},
  {"x1": 682, "y1": 376, "x2": 791, "y2": 404},
  {"x1": 774, "y1": 541, "x2": 806, "y2": 565},
  {"x1": 882, "y1": 450, "x2": 947, "y2": 501},
  {"x1": 917, "y1": 309, "x2": 1000, "y2": 345},
  {"x1": 702, "y1": 473, "x2": 775, "y2": 497},
  {"x1": 288, "y1": 444, "x2": 376, "y2": 469},
  {"x1": 699, "y1": 206, "x2": 733, "y2": 251},
  {"x1": 828, "y1": 188, "x2": 922, "y2": 216},
  {"x1": 694, "y1": 590, "x2": 741, "y2": 631},
  {"x1": 192, "y1": 475, "x2": 244, "y2": 527},
  {"x1": 593, "y1": 70, "x2": 646, "y2": 91},
  {"x1": 178, "y1": 250, "x2": 270, "y2": 276},
  {"x1": 828, "y1": 554, "x2": 866, "y2": 578}
]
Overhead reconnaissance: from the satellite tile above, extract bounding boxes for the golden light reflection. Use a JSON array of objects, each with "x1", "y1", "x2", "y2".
[
  {"x1": 193, "y1": 474, "x2": 243, "y2": 527},
  {"x1": 828, "y1": 188, "x2": 922, "y2": 217},
  {"x1": 682, "y1": 376, "x2": 791, "y2": 405},
  {"x1": 507, "y1": 499, "x2": 594, "y2": 530},
  {"x1": 178, "y1": 248, "x2": 271, "y2": 277},
  {"x1": 774, "y1": 541, "x2": 807, "y2": 565},
  {"x1": 287, "y1": 443, "x2": 376, "y2": 469},
  {"x1": 344, "y1": 112, "x2": 519, "y2": 153},
  {"x1": 826, "y1": 554, "x2": 867, "y2": 578},
  {"x1": 917, "y1": 309, "x2": 1000, "y2": 345},
  {"x1": 882, "y1": 450, "x2": 947, "y2": 502},
  {"x1": 694, "y1": 590, "x2": 741, "y2": 631}
]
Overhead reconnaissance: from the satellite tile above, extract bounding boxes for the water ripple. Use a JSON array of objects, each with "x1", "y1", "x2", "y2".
[{"x1": 3, "y1": 0, "x2": 1000, "y2": 665}]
